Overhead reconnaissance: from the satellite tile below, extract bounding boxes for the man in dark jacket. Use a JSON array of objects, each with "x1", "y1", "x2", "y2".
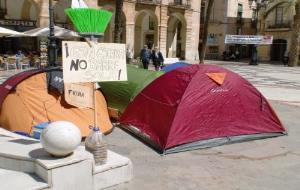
[
  {"x1": 151, "y1": 47, "x2": 164, "y2": 71},
  {"x1": 140, "y1": 45, "x2": 151, "y2": 69}
]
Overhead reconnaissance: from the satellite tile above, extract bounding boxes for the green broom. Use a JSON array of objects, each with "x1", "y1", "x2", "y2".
[
  {"x1": 65, "y1": 8, "x2": 114, "y2": 164},
  {"x1": 65, "y1": 7, "x2": 113, "y2": 129},
  {"x1": 65, "y1": 8, "x2": 113, "y2": 37}
]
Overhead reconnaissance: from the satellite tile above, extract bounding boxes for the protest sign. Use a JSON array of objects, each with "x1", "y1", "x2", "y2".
[
  {"x1": 62, "y1": 41, "x2": 127, "y2": 83},
  {"x1": 225, "y1": 35, "x2": 273, "y2": 45},
  {"x1": 64, "y1": 83, "x2": 93, "y2": 108}
]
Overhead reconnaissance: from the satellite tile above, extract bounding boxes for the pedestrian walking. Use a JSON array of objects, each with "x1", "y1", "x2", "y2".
[
  {"x1": 140, "y1": 45, "x2": 151, "y2": 69},
  {"x1": 151, "y1": 47, "x2": 164, "y2": 71}
]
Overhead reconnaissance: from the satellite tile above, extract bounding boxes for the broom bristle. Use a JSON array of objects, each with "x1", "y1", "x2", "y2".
[{"x1": 65, "y1": 8, "x2": 113, "y2": 34}]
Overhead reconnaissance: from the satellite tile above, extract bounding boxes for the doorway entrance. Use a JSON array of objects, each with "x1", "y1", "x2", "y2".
[
  {"x1": 271, "y1": 39, "x2": 287, "y2": 61},
  {"x1": 145, "y1": 34, "x2": 154, "y2": 49}
]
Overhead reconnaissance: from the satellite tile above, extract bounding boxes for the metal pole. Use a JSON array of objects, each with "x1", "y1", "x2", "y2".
[{"x1": 48, "y1": 0, "x2": 57, "y2": 67}]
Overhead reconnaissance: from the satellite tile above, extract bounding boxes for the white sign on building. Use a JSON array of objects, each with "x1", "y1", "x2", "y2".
[
  {"x1": 62, "y1": 41, "x2": 127, "y2": 83},
  {"x1": 225, "y1": 35, "x2": 273, "y2": 45}
]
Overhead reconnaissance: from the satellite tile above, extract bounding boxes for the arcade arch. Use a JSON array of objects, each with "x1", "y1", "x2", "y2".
[
  {"x1": 53, "y1": 0, "x2": 70, "y2": 24},
  {"x1": 134, "y1": 10, "x2": 158, "y2": 56},
  {"x1": 21, "y1": 0, "x2": 38, "y2": 20},
  {"x1": 0, "y1": 0, "x2": 38, "y2": 54},
  {"x1": 166, "y1": 13, "x2": 186, "y2": 59}
]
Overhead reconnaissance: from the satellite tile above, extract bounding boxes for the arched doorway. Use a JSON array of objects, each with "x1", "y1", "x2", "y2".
[
  {"x1": 0, "y1": 0, "x2": 38, "y2": 54},
  {"x1": 53, "y1": 0, "x2": 71, "y2": 26},
  {"x1": 134, "y1": 10, "x2": 158, "y2": 57},
  {"x1": 21, "y1": 0, "x2": 38, "y2": 21},
  {"x1": 271, "y1": 39, "x2": 287, "y2": 61},
  {"x1": 167, "y1": 13, "x2": 186, "y2": 59}
]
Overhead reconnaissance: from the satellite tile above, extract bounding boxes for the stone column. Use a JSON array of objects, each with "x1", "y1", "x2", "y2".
[
  {"x1": 167, "y1": 28, "x2": 177, "y2": 58},
  {"x1": 123, "y1": 2, "x2": 135, "y2": 54},
  {"x1": 184, "y1": 9, "x2": 200, "y2": 60},
  {"x1": 158, "y1": 6, "x2": 168, "y2": 58},
  {"x1": 126, "y1": 24, "x2": 135, "y2": 49},
  {"x1": 184, "y1": 10, "x2": 193, "y2": 60},
  {"x1": 37, "y1": 0, "x2": 49, "y2": 27}
]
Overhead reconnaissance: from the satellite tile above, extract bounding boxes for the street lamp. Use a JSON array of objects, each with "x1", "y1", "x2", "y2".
[
  {"x1": 249, "y1": 0, "x2": 269, "y2": 65},
  {"x1": 48, "y1": 0, "x2": 57, "y2": 67}
]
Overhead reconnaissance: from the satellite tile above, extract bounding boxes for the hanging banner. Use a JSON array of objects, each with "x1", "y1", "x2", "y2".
[
  {"x1": 64, "y1": 83, "x2": 93, "y2": 108},
  {"x1": 62, "y1": 41, "x2": 127, "y2": 83},
  {"x1": 225, "y1": 35, "x2": 273, "y2": 45}
]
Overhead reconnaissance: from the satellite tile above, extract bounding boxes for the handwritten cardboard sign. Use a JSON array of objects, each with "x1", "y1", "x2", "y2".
[
  {"x1": 64, "y1": 83, "x2": 93, "y2": 108},
  {"x1": 62, "y1": 41, "x2": 127, "y2": 83}
]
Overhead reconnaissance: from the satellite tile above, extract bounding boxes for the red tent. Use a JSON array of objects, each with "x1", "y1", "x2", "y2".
[{"x1": 120, "y1": 64, "x2": 286, "y2": 154}]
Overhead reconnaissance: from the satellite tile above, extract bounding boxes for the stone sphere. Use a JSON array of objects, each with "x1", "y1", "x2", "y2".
[{"x1": 40, "y1": 121, "x2": 81, "y2": 157}]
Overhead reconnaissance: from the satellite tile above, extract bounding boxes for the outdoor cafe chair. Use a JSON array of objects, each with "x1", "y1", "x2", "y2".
[
  {"x1": 20, "y1": 57, "x2": 30, "y2": 70},
  {"x1": 5, "y1": 56, "x2": 17, "y2": 71}
]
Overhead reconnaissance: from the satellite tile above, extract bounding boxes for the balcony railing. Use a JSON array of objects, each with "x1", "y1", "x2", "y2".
[
  {"x1": 136, "y1": 0, "x2": 161, "y2": 5},
  {"x1": 266, "y1": 21, "x2": 292, "y2": 29},
  {"x1": 168, "y1": 0, "x2": 191, "y2": 9}
]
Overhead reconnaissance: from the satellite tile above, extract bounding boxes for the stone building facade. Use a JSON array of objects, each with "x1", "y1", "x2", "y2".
[
  {"x1": 200, "y1": 0, "x2": 256, "y2": 59},
  {"x1": 257, "y1": 2, "x2": 294, "y2": 62},
  {"x1": 0, "y1": 0, "x2": 201, "y2": 61}
]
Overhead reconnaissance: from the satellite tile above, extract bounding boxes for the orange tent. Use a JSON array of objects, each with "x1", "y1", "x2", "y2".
[{"x1": 0, "y1": 71, "x2": 112, "y2": 137}]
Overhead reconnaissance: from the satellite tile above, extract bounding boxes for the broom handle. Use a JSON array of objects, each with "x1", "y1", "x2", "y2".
[
  {"x1": 93, "y1": 82, "x2": 98, "y2": 130},
  {"x1": 89, "y1": 36, "x2": 100, "y2": 132}
]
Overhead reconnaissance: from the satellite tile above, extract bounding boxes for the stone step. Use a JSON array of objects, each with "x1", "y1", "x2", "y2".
[
  {"x1": 0, "y1": 168, "x2": 49, "y2": 190},
  {"x1": 0, "y1": 128, "x2": 133, "y2": 189}
]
